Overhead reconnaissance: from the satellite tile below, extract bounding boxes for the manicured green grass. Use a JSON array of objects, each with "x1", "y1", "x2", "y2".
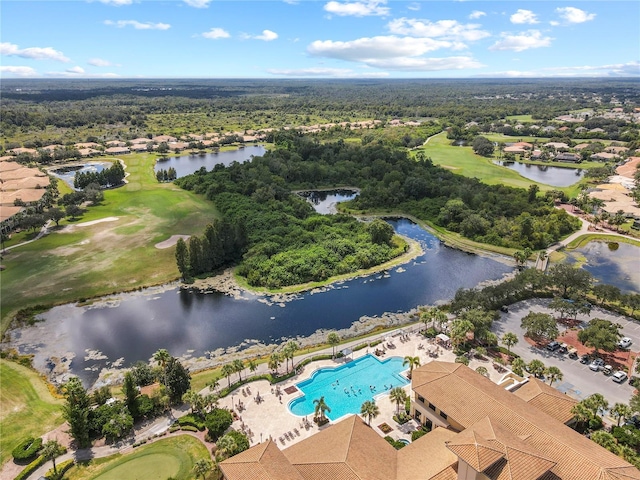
[
  {"x1": 0, "y1": 360, "x2": 64, "y2": 466},
  {"x1": 504, "y1": 114, "x2": 535, "y2": 122},
  {"x1": 1, "y1": 152, "x2": 220, "y2": 334},
  {"x1": 66, "y1": 435, "x2": 210, "y2": 480}
]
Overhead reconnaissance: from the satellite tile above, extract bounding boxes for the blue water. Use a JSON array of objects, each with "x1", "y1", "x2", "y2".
[
  {"x1": 154, "y1": 145, "x2": 266, "y2": 178},
  {"x1": 289, "y1": 354, "x2": 409, "y2": 421}
]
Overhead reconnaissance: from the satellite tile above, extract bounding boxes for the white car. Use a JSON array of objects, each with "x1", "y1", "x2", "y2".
[
  {"x1": 618, "y1": 337, "x2": 632, "y2": 349},
  {"x1": 612, "y1": 371, "x2": 628, "y2": 383},
  {"x1": 589, "y1": 358, "x2": 605, "y2": 371}
]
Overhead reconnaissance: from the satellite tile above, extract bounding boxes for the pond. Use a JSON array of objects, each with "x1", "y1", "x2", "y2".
[
  {"x1": 565, "y1": 240, "x2": 640, "y2": 293},
  {"x1": 493, "y1": 161, "x2": 584, "y2": 187},
  {"x1": 154, "y1": 145, "x2": 267, "y2": 178},
  {"x1": 50, "y1": 162, "x2": 109, "y2": 189},
  {"x1": 20, "y1": 217, "x2": 513, "y2": 387},
  {"x1": 297, "y1": 189, "x2": 358, "y2": 214}
]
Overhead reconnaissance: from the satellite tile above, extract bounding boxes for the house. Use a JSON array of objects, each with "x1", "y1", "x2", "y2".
[
  {"x1": 220, "y1": 362, "x2": 640, "y2": 480},
  {"x1": 130, "y1": 143, "x2": 151, "y2": 152},
  {"x1": 590, "y1": 152, "x2": 618, "y2": 162},
  {"x1": 573, "y1": 143, "x2": 591, "y2": 151},
  {"x1": 503, "y1": 146, "x2": 525, "y2": 154},
  {"x1": 605, "y1": 146, "x2": 629, "y2": 154},
  {"x1": 129, "y1": 137, "x2": 151, "y2": 145},
  {"x1": 8, "y1": 147, "x2": 37, "y2": 155},
  {"x1": 106, "y1": 140, "x2": 127, "y2": 147},
  {"x1": 154, "y1": 135, "x2": 177, "y2": 143},
  {"x1": 74, "y1": 142, "x2": 100, "y2": 149},
  {"x1": 78, "y1": 148, "x2": 101, "y2": 158},
  {"x1": 104, "y1": 146, "x2": 131, "y2": 155},
  {"x1": 0, "y1": 205, "x2": 24, "y2": 235},
  {"x1": 589, "y1": 128, "x2": 605, "y2": 134},
  {"x1": 575, "y1": 126, "x2": 588, "y2": 133},
  {"x1": 543, "y1": 142, "x2": 569, "y2": 150},
  {"x1": 512, "y1": 141, "x2": 533, "y2": 149},
  {"x1": 555, "y1": 153, "x2": 581, "y2": 162}
]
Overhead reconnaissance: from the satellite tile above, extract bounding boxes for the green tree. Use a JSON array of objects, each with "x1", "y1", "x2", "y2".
[
  {"x1": 205, "y1": 408, "x2": 233, "y2": 441},
  {"x1": 583, "y1": 393, "x2": 609, "y2": 419},
  {"x1": 313, "y1": 396, "x2": 331, "y2": 423},
  {"x1": 47, "y1": 207, "x2": 65, "y2": 226},
  {"x1": 501, "y1": 332, "x2": 519, "y2": 356},
  {"x1": 515, "y1": 267, "x2": 548, "y2": 295},
  {"x1": 527, "y1": 359, "x2": 546, "y2": 378},
  {"x1": 122, "y1": 371, "x2": 138, "y2": 419},
  {"x1": 268, "y1": 352, "x2": 282, "y2": 374},
  {"x1": 520, "y1": 312, "x2": 559, "y2": 341},
  {"x1": 611, "y1": 403, "x2": 633, "y2": 427},
  {"x1": 360, "y1": 400, "x2": 380, "y2": 426},
  {"x1": 578, "y1": 318, "x2": 622, "y2": 355},
  {"x1": 101, "y1": 405, "x2": 134, "y2": 441},
  {"x1": 511, "y1": 357, "x2": 526, "y2": 376},
  {"x1": 513, "y1": 248, "x2": 532, "y2": 268},
  {"x1": 622, "y1": 293, "x2": 640, "y2": 315},
  {"x1": 327, "y1": 332, "x2": 340, "y2": 358},
  {"x1": 590, "y1": 431, "x2": 618, "y2": 453},
  {"x1": 592, "y1": 284, "x2": 621, "y2": 306},
  {"x1": 175, "y1": 238, "x2": 190, "y2": 281},
  {"x1": 221, "y1": 363, "x2": 235, "y2": 388},
  {"x1": 402, "y1": 356, "x2": 421, "y2": 379},
  {"x1": 389, "y1": 387, "x2": 408, "y2": 415},
  {"x1": 475, "y1": 366, "x2": 489, "y2": 377},
  {"x1": 472, "y1": 135, "x2": 494, "y2": 156},
  {"x1": 62, "y1": 377, "x2": 91, "y2": 448},
  {"x1": 283, "y1": 341, "x2": 299, "y2": 373},
  {"x1": 368, "y1": 218, "x2": 395, "y2": 245},
  {"x1": 165, "y1": 357, "x2": 191, "y2": 404},
  {"x1": 548, "y1": 264, "x2": 593, "y2": 298},
  {"x1": 153, "y1": 349, "x2": 171, "y2": 386},
  {"x1": 193, "y1": 459, "x2": 212, "y2": 480},
  {"x1": 41, "y1": 440, "x2": 65, "y2": 476},
  {"x1": 232, "y1": 359, "x2": 245, "y2": 382},
  {"x1": 216, "y1": 434, "x2": 237, "y2": 460},
  {"x1": 421, "y1": 307, "x2": 448, "y2": 332},
  {"x1": 449, "y1": 318, "x2": 474, "y2": 348},
  {"x1": 545, "y1": 366, "x2": 563, "y2": 386},
  {"x1": 630, "y1": 392, "x2": 640, "y2": 414}
]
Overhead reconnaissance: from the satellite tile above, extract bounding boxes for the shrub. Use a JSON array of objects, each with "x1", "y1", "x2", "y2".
[
  {"x1": 14, "y1": 455, "x2": 46, "y2": 480},
  {"x1": 178, "y1": 414, "x2": 206, "y2": 431},
  {"x1": 454, "y1": 355, "x2": 469, "y2": 366},
  {"x1": 180, "y1": 425, "x2": 199, "y2": 432},
  {"x1": 393, "y1": 413, "x2": 411, "y2": 425},
  {"x1": 224, "y1": 430, "x2": 250, "y2": 456},
  {"x1": 169, "y1": 424, "x2": 181, "y2": 433},
  {"x1": 45, "y1": 458, "x2": 75, "y2": 480},
  {"x1": 411, "y1": 426, "x2": 431, "y2": 442},
  {"x1": 424, "y1": 327, "x2": 437, "y2": 338},
  {"x1": 205, "y1": 408, "x2": 233, "y2": 441},
  {"x1": 383, "y1": 436, "x2": 406, "y2": 450},
  {"x1": 12, "y1": 437, "x2": 43, "y2": 461}
]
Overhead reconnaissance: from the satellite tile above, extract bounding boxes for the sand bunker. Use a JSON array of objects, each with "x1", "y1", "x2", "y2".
[
  {"x1": 75, "y1": 217, "x2": 119, "y2": 227},
  {"x1": 155, "y1": 234, "x2": 190, "y2": 249}
]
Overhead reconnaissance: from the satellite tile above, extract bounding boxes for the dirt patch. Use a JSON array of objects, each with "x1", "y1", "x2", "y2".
[
  {"x1": 64, "y1": 217, "x2": 119, "y2": 232},
  {"x1": 155, "y1": 235, "x2": 190, "y2": 249},
  {"x1": 440, "y1": 165, "x2": 460, "y2": 170}
]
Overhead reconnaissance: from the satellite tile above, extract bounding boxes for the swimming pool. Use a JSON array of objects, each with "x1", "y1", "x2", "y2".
[{"x1": 288, "y1": 354, "x2": 409, "y2": 421}]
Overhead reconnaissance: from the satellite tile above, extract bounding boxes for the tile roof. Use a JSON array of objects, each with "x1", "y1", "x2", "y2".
[
  {"x1": 283, "y1": 415, "x2": 397, "y2": 480},
  {"x1": 221, "y1": 439, "x2": 304, "y2": 480},
  {"x1": 396, "y1": 427, "x2": 459, "y2": 480},
  {"x1": 511, "y1": 377, "x2": 577, "y2": 424},
  {"x1": 412, "y1": 362, "x2": 640, "y2": 480}
]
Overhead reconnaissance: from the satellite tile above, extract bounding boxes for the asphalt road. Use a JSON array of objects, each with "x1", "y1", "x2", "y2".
[{"x1": 492, "y1": 298, "x2": 637, "y2": 409}]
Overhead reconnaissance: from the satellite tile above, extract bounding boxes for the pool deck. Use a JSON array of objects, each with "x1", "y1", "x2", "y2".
[{"x1": 204, "y1": 327, "x2": 507, "y2": 448}]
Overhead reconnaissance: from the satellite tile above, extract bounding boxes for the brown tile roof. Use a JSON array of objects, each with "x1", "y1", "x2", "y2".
[
  {"x1": 0, "y1": 161, "x2": 21, "y2": 172},
  {"x1": 511, "y1": 377, "x2": 577, "y2": 424},
  {"x1": 0, "y1": 167, "x2": 47, "y2": 181},
  {"x1": 221, "y1": 439, "x2": 304, "y2": 480},
  {"x1": 397, "y1": 427, "x2": 459, "y2": 480},
  {"x1": 0, "y1": 205, "x2": 23, "y2": 222},
  {"x1": 0, "y1": 189, "x2": 46, "y2": 205},
  {"x1": 412, "y1": 362, "x2": 640, "y2": 480},
  {"x1": 284, "y1": 415, "x2": 397, "y2": 480},
  {"x1": 1, "y1": 176, "x2": 51, "y2": 191}
]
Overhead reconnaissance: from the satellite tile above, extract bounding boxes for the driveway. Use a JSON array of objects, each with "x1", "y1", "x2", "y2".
[{"x1": 492, "y1": 298, "x2": 637, "y2": 409}]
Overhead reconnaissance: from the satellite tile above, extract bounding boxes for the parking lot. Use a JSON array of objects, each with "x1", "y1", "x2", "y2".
[{"x1": 492, "y1": 298, "x2": 638, "y2": 408}]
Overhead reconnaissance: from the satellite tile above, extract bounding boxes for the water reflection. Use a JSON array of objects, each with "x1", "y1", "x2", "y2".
[
  {"x1": 154, "y1": 145, "x2": 266, "y2": 178},
  {"x1": 493, "y1": 161, "x2": 584, "y2": 187}
]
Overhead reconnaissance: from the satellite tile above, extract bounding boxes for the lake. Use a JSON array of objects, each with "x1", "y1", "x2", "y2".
[
  {"x1": 26, "y1": 215, "x2": 513, "y2": 386},
  {"x1": 494, "y1": 161, "x2": 584, "y2": 187},
  {"x1": 297, "y1": 189, "x2": 359, "y2": 214},
  {"x1": 566, "y1": 240, "x2": 640, "y2": 293},
  {"x1": 154, "y1": 145, "x2": 267, "y2": 178},
  {"x1": 50, "y1": 162, "x2": 109, "y2": 189}
]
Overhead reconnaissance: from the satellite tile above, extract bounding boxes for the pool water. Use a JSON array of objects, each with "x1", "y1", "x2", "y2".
[{"x1": 288, "y1": 354, "x2": 409, "y2": 421}]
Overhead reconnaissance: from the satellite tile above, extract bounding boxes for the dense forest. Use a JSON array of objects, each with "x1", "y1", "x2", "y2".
[{"x1": 175, "y1": 133, "x2": 581, "y2": 286}]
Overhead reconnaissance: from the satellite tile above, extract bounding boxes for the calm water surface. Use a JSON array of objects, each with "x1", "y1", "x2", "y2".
[
  {"x1": 35, "y1": 215, "x2": 512, "y2": 385},
  {"x1": 494, "y1": 161, "x2": 584, "y2": 187},
  {"x1": 50, "y1": 162, "x2": 109, "y2": 189},
  {"x1": 154, "y1": 145, "x2": 266, "y2": 178}
]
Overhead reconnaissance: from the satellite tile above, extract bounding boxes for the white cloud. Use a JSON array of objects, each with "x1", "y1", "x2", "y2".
[
  {"x1": 46, "y1": 69, "x2": 120, "y2": 78},
  {"x1": 0, "y1": 66, "x2": 38, "y2": 77},
  {"x1": 324, "y1": 0, "x2": 390, "y2": 17},
  {"x1": 387, "y1": 18, "x2": 490, "y2": 42},
  {"x1": 183, "y1": 0, "x2": 212, "y2": 8},
  {"x1": 478, "y1": 61, "x2": 640, "y2": 78},
  {"x1": 0, "y1": 42, "x2": 70, "y2": 62},
  {"x1": 202, "y1": 28, "x2": 230, "y2": 39},
  {"x1": 489, "y1": 30, "x2": 553, "y2": 52},
  {"x1": 364, "y1": 56, "x2": 484, "y2": 71},
  {"x1": 66, "y1": 66, "x2": 85, "y2": 74},
  {"x1": 98, "y1": 0, "x2": 134, "y2": 5},
  {"x1": 510, "y1": 9, "x2": 538, "y2": 24},
  {"x1": 407, "y1": 3, "x2": 421, "y2": 12},
  {"x1": 555, "y1": 7, "x2": 596, "y2": 24},
  {"x1": 242, "y1": 30, "x2": 278, "y2": 41},
  {"x1": 88, "y1": 58, "x2": 113, "y2": 67},
  {"x1": 267, "y1": 67, "x2": 389, "y2": 77},
  {"x1": 309, "y1": 36, "x2": 456, "y2": 61},
  {"x1": 283, "y1": 0, "x2": 299, "y2": 4},
  {"x1": 104, "y1": 20, "x2": 171, "y2": 30},
  {"x1": 468, "y1": 10, "x2": 485, "y2": 19}
]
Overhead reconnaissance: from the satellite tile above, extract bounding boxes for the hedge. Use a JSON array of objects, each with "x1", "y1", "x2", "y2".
[
  {"x1": 178, "y1": 414, "x2": 206, "y2": 431},
  {"x1": 14, "y1": 455, "x2": 46, "y2": 480},
  {"x1": 45, "y1": 459, "x2": 74, "y2": 480},
  {"x1": 180, "y1": 425, "x2": 200, "y2": 432},
  {"x1": 383, "y1": 436, "x2": 406, "y2": 450},
  {"x1": 12, "y1": 437, "x2": 43, "y2": 461}
]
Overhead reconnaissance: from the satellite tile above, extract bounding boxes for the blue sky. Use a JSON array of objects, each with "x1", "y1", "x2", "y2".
[{"x1": 1, "y1": 0, "x2": 638, "y2": 78}]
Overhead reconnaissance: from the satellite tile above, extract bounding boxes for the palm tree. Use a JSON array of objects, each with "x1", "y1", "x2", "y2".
[
  {"x1": 327, "y1": 332, "x2": 340, "y2": 358},
  {"x1": 511, "y1": 357, "x2": 526, "y2": 376},
  {"x1": 283, "y1": 341, "x2": 298, "y2": 373},
  {"x1": 221, "y1": 363, "x2": 234, "y2": 388},
  {"x1": 423, "y1": 307, "x2": 448, "y2": 332},
  {"x1": 268, "y1": 352, "x2": 282, "y2": 374},
  {"x1": 501, "y1": 332, "x2": 518, "y2": 356},
  {"x1": 545, "y1": 366, "x2": 563, "y2": 386},
  {"x1": 402, "y1": 356, "x2": 420, "y2": 379},
  {"x1": 583, "y1": 393, "x2": 609, "y2": 419},
  {"x1": 248, "y1": 359, "x2": 258, "y2": 376},
  {"x1": 216, "y1": 434, "x2": 237, "y2": 460},
  {"x1": 193, "y1": 458, "x2": 212, "y2": 480},
  {"x1": 590, "y1": 431, "x2": 618, "y2": 453},
  {"x1": 207, "y1": 378, "x2": 220, "y2": 393},
  {"x1": 611, "y1": 402, "x2": 632, "y2": 427},
  {"x1": 232, "y1": 359, "x2": 244, "y2": 382},
  {"x1": 389, "y1": 387, "x2": 408, "y2": 415},
  {"x1": 153, "y1": 348, "x2": 171, "y2": 386},
  {"x1": 527, "y1": 359, "x2": 545, "y2": 378},
  {"x1": 360, "y1": 400, "x2": 380, "y2": 426},
  {"x1": 41, "y1": 440, "x2": 65, "y2": 476},
  {"x1": 475, "y1": 366, "x2": 489, "y2": 377},
  {"x1": 571, "y1": 402, "x2": 593, "y2": 430},
  {"x1": 313, "y1": 396, "x2": 331, "y2": 423}
]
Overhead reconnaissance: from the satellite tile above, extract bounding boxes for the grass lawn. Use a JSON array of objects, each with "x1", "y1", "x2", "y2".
[
  {"x1": 1, "y1": 152, "x2": 220, "y2": 334},
  {"x1": 565, "y1": 234, "x2": 640, "y2": 250},
  {"x1": 0, "y1": 360, "x2": 64, "y2": 466},
  {"x1": 66, "y1": 435, "x2": 210, "y2": 480}
]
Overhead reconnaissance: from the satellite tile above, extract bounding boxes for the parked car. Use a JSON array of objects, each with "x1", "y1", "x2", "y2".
[
  {"x1": 618, "y1": 337, "x2": 632, "y2": 349},
  {"x1": 589, "y1": 358, "x2": 605, "y2": 371},
  {"x1": 602, "y1": 365, "x2": 613, "y2": 376},
  {"x1": 568, "y1": 347, "x2": 579, "y2": 359},
  {"x1": 559, "y1": 343, "x2": 568, "y2": 354},
  {"x1": 626, "y1": 415, "x2": 640, "y2": 428},
  {"x1": 547, "y1": 341, "x2": 561, "y2": 352},
  {"x1": 580, "y1": 354, "x2": 591, "y2": 364},
  {"x1": 612, "y1": 371, "x2": 628, "y2": 383}
]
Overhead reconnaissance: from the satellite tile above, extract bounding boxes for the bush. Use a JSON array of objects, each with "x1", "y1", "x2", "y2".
[
  {"x1": 224, "y1": 430, "x2": 250, "y2": 456},
  {"x1": 169, "y1": 424, "x2": 181, "y2": 433},
  {"x1": 178, "y1": 414, "x2": 206, "y2": 431},
  {"x1": 424, "y1": 327, "x2": 437, "y2": 338},
  {"x1": 14, "y1": 455, "x2": 46, "y2": 480},
  {"x1": 393, "y1": 413, "x2": 411, "y2": 425},
  {"x1": 411, "y1": 426, "x2": 431, "y2": 441},
  {"x1": 180, "y1": 425, "x2": 199, "y2": 432},
  {"x1": 205, "y1": 408, "x2": 233, "y2": 441},
  {"x1": 45, "y1": 458, "x2": 74, "y2": 480},
  {"x1": 12, "y1": 437, "x2": 43, "y2": 461},
  {"x1": 383, "y1": 436, "x2": 406, "y2": 450}
]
